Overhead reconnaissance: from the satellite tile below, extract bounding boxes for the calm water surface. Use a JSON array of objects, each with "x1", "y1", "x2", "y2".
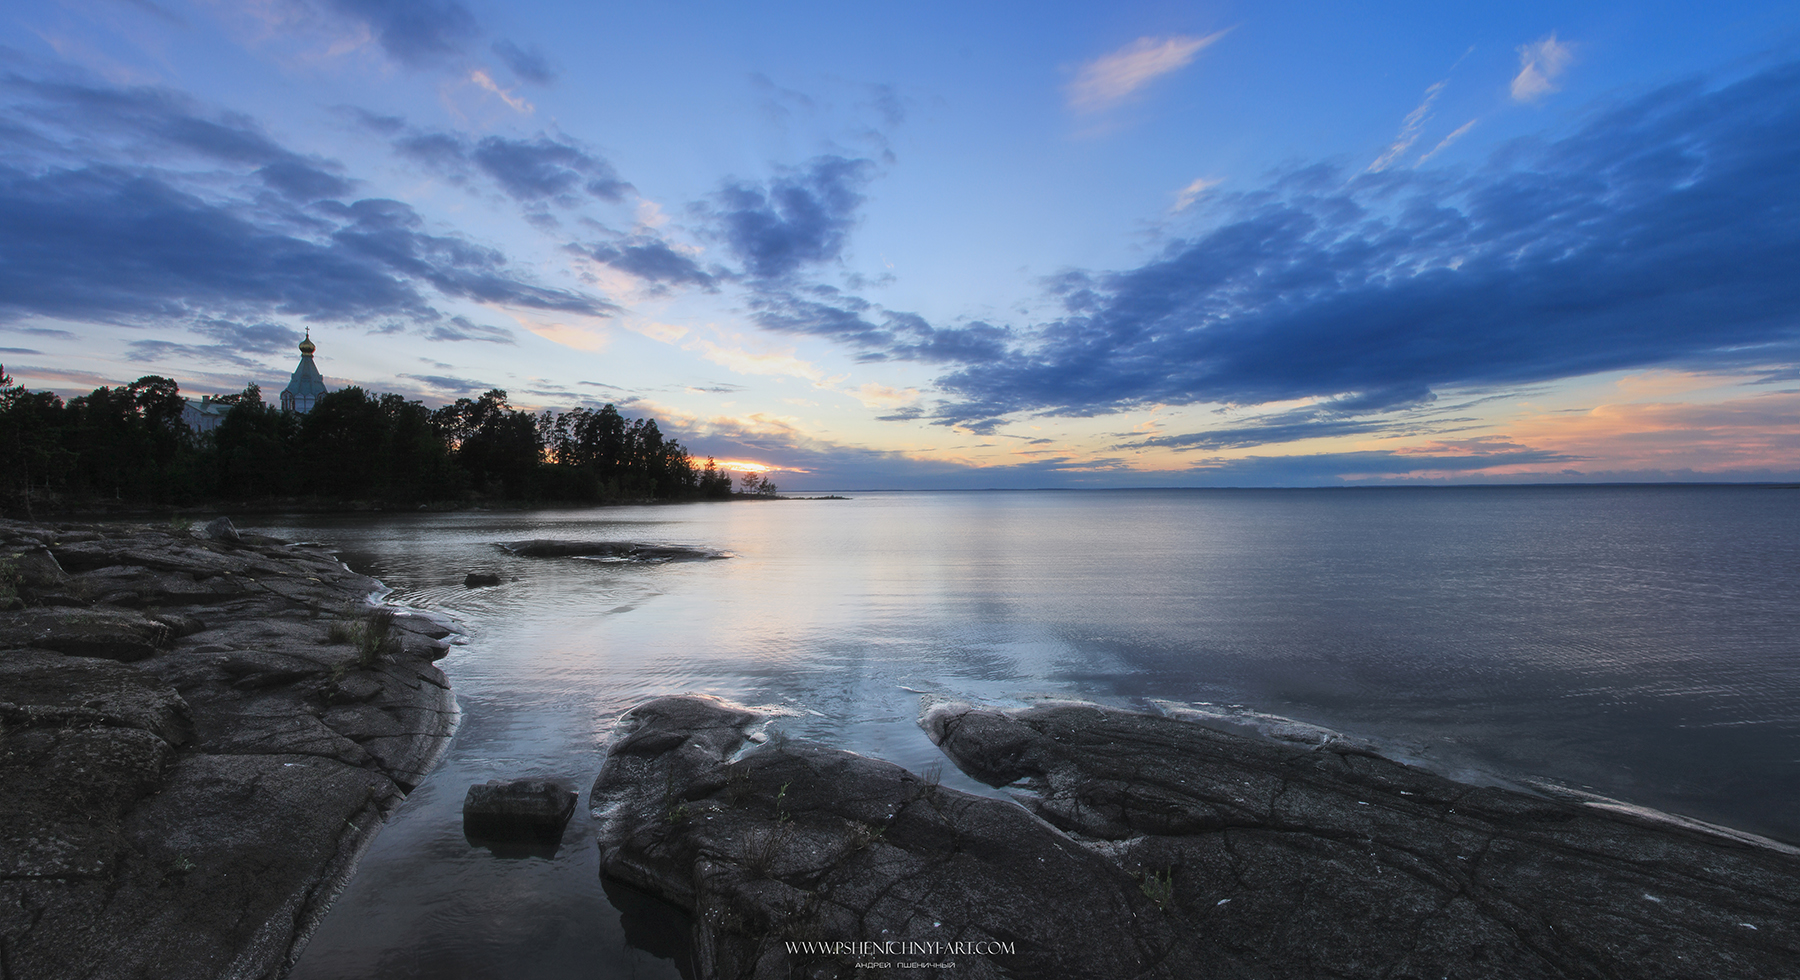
[{"x1": 272, "y1": 486, "x2": 1800, "y2": 978}]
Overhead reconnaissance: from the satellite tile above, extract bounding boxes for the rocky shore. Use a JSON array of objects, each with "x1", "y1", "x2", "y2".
[
  {"x1": 592, "y1": 696, "x2": 1800, "y2": 979},
  {"x1": 0, "y1": 519, "x2": 457, "y2": 980}
]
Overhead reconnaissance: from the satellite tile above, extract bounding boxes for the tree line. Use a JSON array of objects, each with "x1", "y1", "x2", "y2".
[{"x1": 0, "y1": 368, "x2": 757, "y2": 517}]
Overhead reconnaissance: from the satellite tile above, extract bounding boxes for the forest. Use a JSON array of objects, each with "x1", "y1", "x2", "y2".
[{"x1": 0, "y1": 369, "x2": 753, "y2": 517}]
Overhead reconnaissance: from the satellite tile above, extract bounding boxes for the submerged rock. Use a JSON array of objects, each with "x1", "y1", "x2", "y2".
[
  {"x1": 501, "y1": 539, "x2": 724, "y2": 562},
  {"x1": 463, "y1": 571, "x2": 502, "y2": 587},
  {"x1": 590, "y1": 695, "x2": 1800, "y2": 980},
  {"x1": 464, "y1": 778, "x2": 579, "y2": 842}
]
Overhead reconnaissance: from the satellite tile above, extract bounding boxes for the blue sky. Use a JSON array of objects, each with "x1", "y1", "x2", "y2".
[{"x1": 3, "y1": 0, "x2": 1799, "y2": 488}]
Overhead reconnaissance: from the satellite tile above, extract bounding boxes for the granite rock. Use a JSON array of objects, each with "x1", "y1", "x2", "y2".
[
  {"x1": 590, "y1": 695, "x2": 1800, "y2": 980},
  {"x1": 464, "y1": 779, "x2": 579, "y2": 842},
  {"x1": 0, "y1": 518, "x2": 459, "y2": 980}
]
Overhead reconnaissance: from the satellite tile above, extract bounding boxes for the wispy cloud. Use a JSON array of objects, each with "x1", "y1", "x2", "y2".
[
  {"x1": 1172, "y1": 176, "x2": 1224, "y2": 212},
  {"x1": 845, "y1": 382, "x2": 921, "y2": 410},
  {"x1": 1507, "y1": 390, "x2": 1800, "y2": 471},
  {"x1": 1415, "y1": 118, "x2": 1477, "y2": 166},
  {"x1": 468, "y1": 68, "x2": 533, "y2": 114},
  {"x1": 1066, "y1": 31, "x2": 1230, "y2": 113},
  {"x1": 686, "y1": 339, "x2": 830, "y2": 383},
  {"x1": 1368, "y1": 81, "x2": 1446, "y2": 173},
  {"x1": 1511, "y1": 32, "x2": 1575, "y2": 103}
]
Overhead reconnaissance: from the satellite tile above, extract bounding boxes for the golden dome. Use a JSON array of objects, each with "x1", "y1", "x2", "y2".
[{"x1": 298, "y1": 331, "x2": 316, "y2": 356}]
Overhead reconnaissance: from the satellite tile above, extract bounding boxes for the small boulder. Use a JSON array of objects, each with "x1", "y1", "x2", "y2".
[
  {"x1": 463, "y1": 572, "x2": 502, "y2": 587},
  {"x1": 9, "y1": 547, "x2": 70, "y2": 590},
  {"x1": 463, "y1": 779, "x2": 577, "y2": 842},
  {"x1": 197, "y1": 517, "x2": 240, "y2": 543}
]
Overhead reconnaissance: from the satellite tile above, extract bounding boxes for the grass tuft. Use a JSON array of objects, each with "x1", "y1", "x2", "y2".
[{"x1": 327, "y1": 606, "x2": 398, "y2": 667}]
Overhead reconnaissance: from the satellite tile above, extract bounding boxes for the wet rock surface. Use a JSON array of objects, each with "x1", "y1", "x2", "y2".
[
  {"x1": 0, "y1": 519, "x2": 458, "y2": 980},
  {"x1": 593, "y1": 696, "x2": 1800, "y2": 980},
  {"x1": 463, "y1": 778, "x2": 578, "y2": 842},
  {"x1": 501, "y1": 539, "x2": 725, "y2": 562}
]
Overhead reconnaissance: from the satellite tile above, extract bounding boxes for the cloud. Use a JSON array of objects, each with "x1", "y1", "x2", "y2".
[
  {"x1": 0, "y1": 74, "x2": 612, "y2": 328},
  {"x1": 1511, "y1": 33, "x2": 1575, "y2": 103},
  {"x1": 574, "y1": 237, "x2": 717, "y2": 290},
  {"x1": 400, "y1": 372, "x2": 491, "y2": 394},
  {"x1": 862, "y1": 83, "x2": 905, "y2": 128},
  {"x1": 925, "y1": 61, "x2": 1800, "y2": 443},
  {"x1": 316, "y1": 0, "x2": 480, "y2": 69},
  {"x1": 6, "y1": 76, "x2": 353, "y2": 201},
  {"x1": 340, "y1": 106, "x2": 405, "y2": 135},
  {"x1": 396, "y1": 129, "x2": 629, "y2": 205},
  {"x1": 1173, "y1": 176, "x2": 1224, "y2": 211},
  {"x1": 1368, "y1": 81, "x2": 1445, "y2": 173},
  {"x1": 425, "y1": 315, "x2": 516, "y2": 343},
  {"x1": 491, "y1": 39, "x2": 555, "y2": 85},
  {"x1": 747, "y1": 289, "x2": 1010, "y2": 363},
  {"x1": 846, "y1": 382, "x2": 921, "y2": 410},
  {"x1": 686, "y1": 339, "x2": 827, "y2": 383},
  {"x1": 1123, "y1": 388, "x2": 1446, "y2": 453},
  {"x1": 257, "y1": 159, "x2": 354, "y2": 200},
  {"x1": 1415, "y1": 118, "x2": 1477, "y2": 166},
  {"x1": 192, "y1": 319, "x2": 305, "y2": 353},
  {"x1": 467, "y1": 68, "x2": 533, "y2": 114},
  {"x1": 1173, "y1": 445, "x2": 1589, "y2": 486},
  {"x1": 123, "y1": 320, "x2": 304, "y2": 369},
  {"x1": 127, "y1": 338, "x2": 264, "y2": 369},
  {"x1": 1067, "y1": 32, "x2": 1229, "y2": 113},
  {"x1": 703, "y1": 156, "x2": 872, "y2": 279},
  {"x1": 1506, "y1": 390, "x2": 1800, "y2": 472}
]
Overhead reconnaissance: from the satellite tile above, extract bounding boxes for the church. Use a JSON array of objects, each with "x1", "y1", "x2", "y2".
[{"x1": 279, "y1": 330, "x2": 329, "y2": 413}]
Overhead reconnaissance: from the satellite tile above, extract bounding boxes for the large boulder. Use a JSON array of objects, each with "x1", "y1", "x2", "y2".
[{"x1": 593, "y1": 696, "x2": 1190, "y2": 979}]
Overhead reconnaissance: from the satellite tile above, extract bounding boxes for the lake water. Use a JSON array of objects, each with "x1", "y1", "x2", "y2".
[{"x1": 270, "y1": 486, "x2": 1800, "y2": 979}]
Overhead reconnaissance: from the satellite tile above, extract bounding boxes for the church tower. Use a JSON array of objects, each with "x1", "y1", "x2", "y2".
[{"x1": 280, "y1": 330, "x2": 329, "y2": 413}]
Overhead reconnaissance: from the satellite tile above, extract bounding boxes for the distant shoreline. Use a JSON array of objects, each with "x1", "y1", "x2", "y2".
[{"x1": 14, "y1": 482, "x2": 1791, "y2": 522}]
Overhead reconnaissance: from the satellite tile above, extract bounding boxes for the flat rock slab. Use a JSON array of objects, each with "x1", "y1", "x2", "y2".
[
  {"x1": 0, "y1": 518, "x2": 458, "y2": 980},
  {"x1": 928, "y1": 701, "x2": 1800, "y2": 980},
  {"x1": 464, "y1": 779, "x2": 579, "y2": 842},
  {"x1": 591, "y1": 695, "x2": 1800, "y2": 980}
]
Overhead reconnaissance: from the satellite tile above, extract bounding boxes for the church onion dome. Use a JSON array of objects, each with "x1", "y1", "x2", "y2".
[{"x1": 281, "y1": 330, "x2": 329, "y2": 413}]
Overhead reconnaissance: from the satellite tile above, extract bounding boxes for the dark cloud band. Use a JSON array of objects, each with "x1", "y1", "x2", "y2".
[{"x1": 927, "y1": 62, "x2": 1800, "y2": 430}]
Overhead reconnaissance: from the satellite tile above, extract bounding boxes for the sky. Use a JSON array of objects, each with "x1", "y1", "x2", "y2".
[{"x1": 3, "y1": 0, "x2": 1799, "y2": 489}]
